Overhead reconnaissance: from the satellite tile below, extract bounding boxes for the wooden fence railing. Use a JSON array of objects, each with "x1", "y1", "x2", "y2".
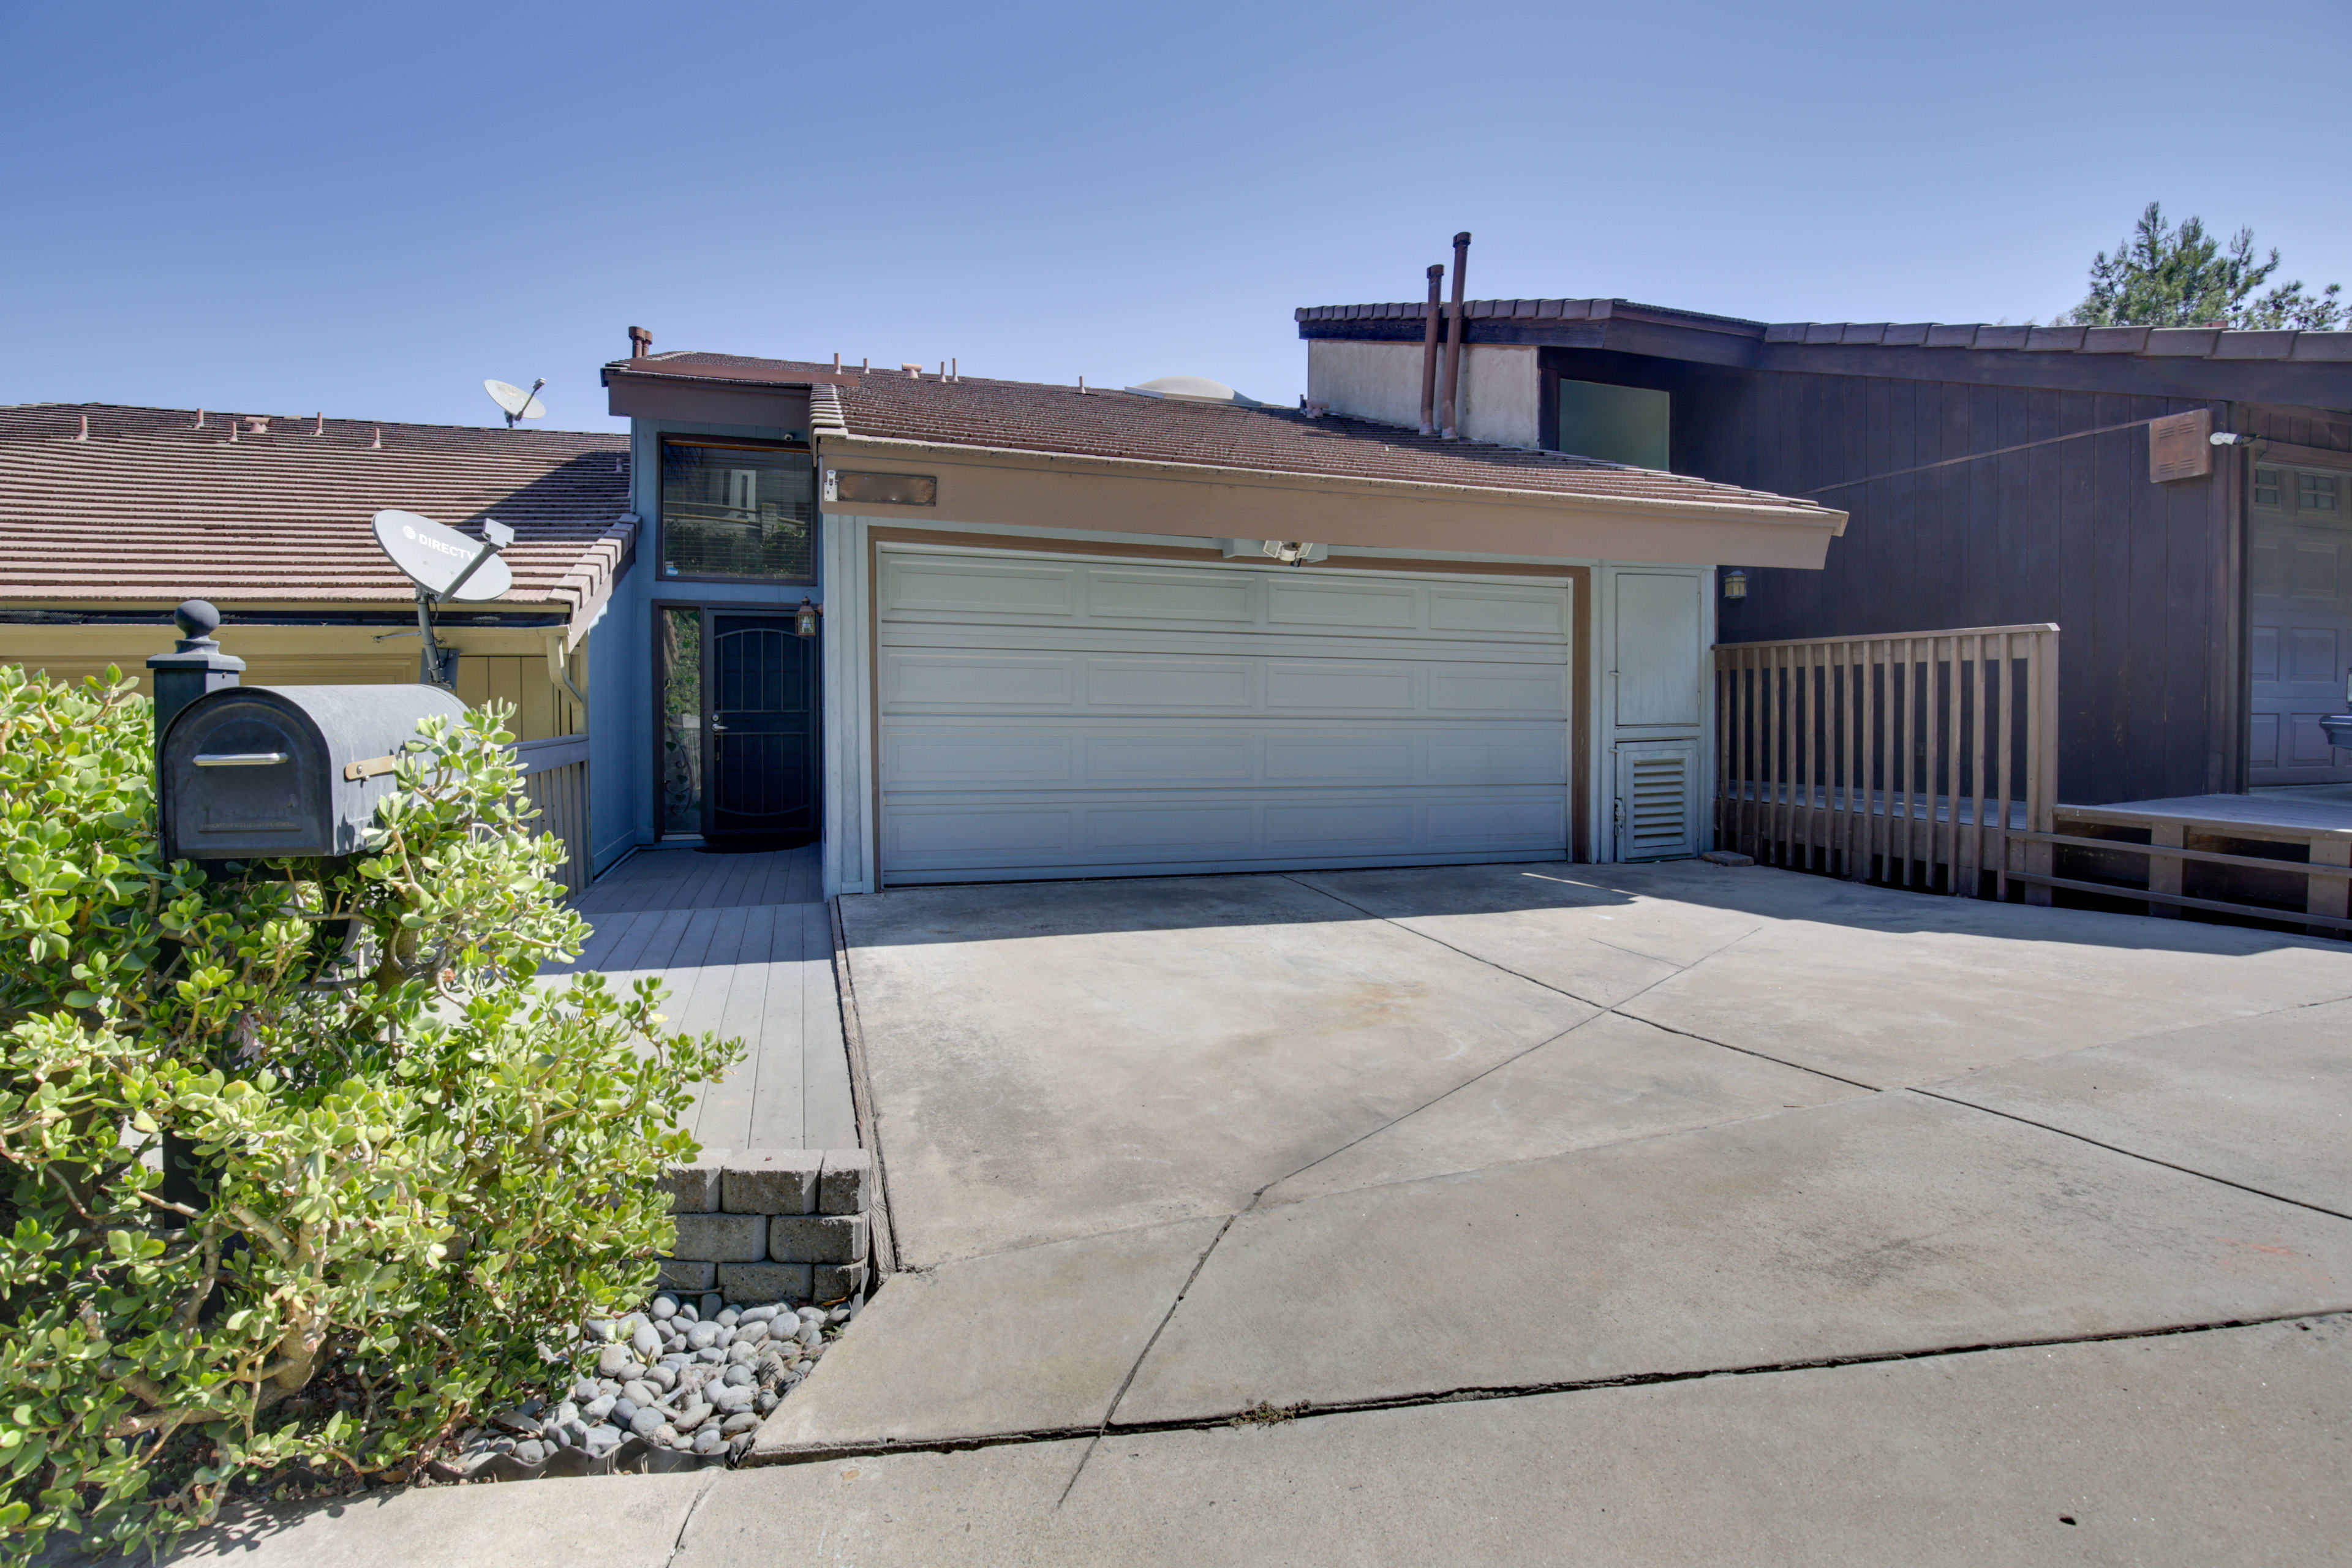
[
  {"x1": 512, "y1": 734, "x2": 590, "y2": 897},
  {"x1": 1714, "y1": 624, "x2": 2059, "y2": 899}
]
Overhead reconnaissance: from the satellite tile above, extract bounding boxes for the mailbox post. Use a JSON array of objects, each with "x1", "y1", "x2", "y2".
[{"x1": 146, "y1": 600, "x2": 244, "y2": 752}]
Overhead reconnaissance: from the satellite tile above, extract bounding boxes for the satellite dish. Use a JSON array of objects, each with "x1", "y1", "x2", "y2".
[
  {"x1": 372, "y1": 510, "x2": 514, "y2": 601},
  {"x1": 485, "y1": 377, "x2": 547, "y2": 427}
]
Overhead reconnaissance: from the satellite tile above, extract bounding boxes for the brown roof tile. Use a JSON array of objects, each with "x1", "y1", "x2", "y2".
[
  {"x1": 0, "y1": 404, "x2": 634, "y2": 611},
  {"x1": 611, "y1": 354, "x2": 1829, "y2": 518}
]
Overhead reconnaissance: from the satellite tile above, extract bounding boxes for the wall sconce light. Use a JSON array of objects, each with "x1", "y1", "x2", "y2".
[
  {"x1": 1721, "y1": 568, "x2": 1749, "y2": 600},
  {"x1": 795, "y1": 597, "x2": 823, "y2": 639}
]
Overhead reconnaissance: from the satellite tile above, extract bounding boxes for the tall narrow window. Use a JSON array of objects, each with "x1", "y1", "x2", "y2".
[
  {"x1": 659, "y1": 439, "x2": 816, "y2": 581},
  {"x1": 660, "y1": 607, "x2": 704, "y2": 835}
]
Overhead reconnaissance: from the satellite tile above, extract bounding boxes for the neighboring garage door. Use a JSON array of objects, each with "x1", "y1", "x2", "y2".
[
  {"x1": 876, "y1": 546, "x2": 1574, "y2": 883},
  {"x1": 2248, "y1": 461, "x2": 2352, "y2": 787}
]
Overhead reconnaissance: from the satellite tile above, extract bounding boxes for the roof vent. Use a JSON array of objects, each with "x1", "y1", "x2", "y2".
[{"x1": 1125, "y1": 375, "x2": 1264, "y2": 407}]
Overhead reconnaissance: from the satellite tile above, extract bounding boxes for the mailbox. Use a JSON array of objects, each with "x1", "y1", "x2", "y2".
[{"x1": 160, "y1": 685, "x2": 470, "y2": 861}]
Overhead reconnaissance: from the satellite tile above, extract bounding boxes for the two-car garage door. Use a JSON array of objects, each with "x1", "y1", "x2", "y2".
[{"x1": 875, "y1": 546, "x2": 1574, "y2": 883}]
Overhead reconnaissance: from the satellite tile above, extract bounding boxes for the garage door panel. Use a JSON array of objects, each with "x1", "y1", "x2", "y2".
[
  {"x1": 885, "y1": 732, "x2": 1078, "y2": 787},
  {"x1": 883, "y1": 556, "x2": 1079, "y2": 617},
  {"x1": 878, "y1": 622, "x2": 1571, "y2": 665},
  {"x1": 1428, "y1": 587, "x2": 1571, "y2": 635},
  {"x1": 1263, "y1": 802, "x2": 1418, "y2": 849},
  {"x1": 887, "y1": 807, "x2": 1072, "y2": 858},
  {"x1": 1428, "y1": 666, "x2": 1570, "y2": 715},
  {"x1": 1423, "y1": 732, "x2": 1568, "y2": 784},
  {"x1": 1264, "y1": 734, "x2": 1419, "y2": 781},
  {"x1": 1085, "y1": 658, "x2": 1257, "y2": 709},
  {"x1": 1427, "y1": 797, "x2": 1568, "y2": 848},
  {"x1": 885, "y1": 651, "x2": 1076, "y2": 707},
  {"x1": 876, "y1": 547, "x2": 1573, "y2": 882},
  {"x1": 881, "y1": 787, "x2": 1571, "y2": 877},
  {"x1": 1082, "y1": 805, "x2": 1256, "y2": 854},
  {"x1": 1265, "y1": 662, "x2": 1418, "y2": 711},
  {"x1": 1087, "y1": 570, "x2": 1256, "y2": 623},
  {"x1": 1086, "y1": 735, "x2": 1257, "y2": 783},
  {"x1": 884, "y1": 720, "x2": 1564, "y2": 791},
  {"x1": 1266, "y1": 578, "x2": 1419, "y2": 629}
]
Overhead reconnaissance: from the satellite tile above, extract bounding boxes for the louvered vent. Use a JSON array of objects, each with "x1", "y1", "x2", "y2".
[{"x1": 1617, "y1": 741, "x2": 1697, "y2": 861}]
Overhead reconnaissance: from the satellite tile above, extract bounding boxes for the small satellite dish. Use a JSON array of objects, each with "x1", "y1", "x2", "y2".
[
  {"x1": 372, "y1": 509, "x2": 514, "y2": 601},
  {"x1": 485, "y1": 377, "x2": 547, "y2": 428}
]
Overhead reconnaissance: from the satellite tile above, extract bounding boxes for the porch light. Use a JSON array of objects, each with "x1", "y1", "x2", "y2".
[
  {"x1": 795, "y1": 597, "x2": 822, "y2": 638},
  {"x1": 1721, "y1": 568, "x2": 1748, "y2": 600}
]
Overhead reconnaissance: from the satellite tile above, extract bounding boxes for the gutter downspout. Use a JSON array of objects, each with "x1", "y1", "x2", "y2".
[
  {"x1": 1418, "y1": 263, "x2": 1444, "y2": 436},
  {"x1": 1439, "y1": 232, "x2": 1471, "y2": 439}
]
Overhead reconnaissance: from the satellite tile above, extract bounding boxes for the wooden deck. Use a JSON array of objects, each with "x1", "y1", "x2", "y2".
[
  {"x1": 548, "y1": 845, "x2": 854, "y2": 1150},
  {"x1": 573, "y1": 843, "x2": 824, "y2": 916},
  {"x1": 2024, "y1": 793, "x2": 2352, "y2": 935}
]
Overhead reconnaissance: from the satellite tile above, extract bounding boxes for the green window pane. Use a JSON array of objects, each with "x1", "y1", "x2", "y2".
[
  {"x1": 662, "y1": 608, "x2": 703, "y2": 835},
  {"x1": 660, "y1": 439, "x2": 815, "y2": 580}
]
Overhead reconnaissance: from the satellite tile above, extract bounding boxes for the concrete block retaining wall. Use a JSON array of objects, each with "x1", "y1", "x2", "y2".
[{"x1": 657, "y1": 1148, "x2": 873, "y2": 1306}]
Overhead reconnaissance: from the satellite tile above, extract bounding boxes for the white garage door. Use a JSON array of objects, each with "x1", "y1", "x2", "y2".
[{"x1": 875, "y1": 546, "x2": 1574, "y2": 883}]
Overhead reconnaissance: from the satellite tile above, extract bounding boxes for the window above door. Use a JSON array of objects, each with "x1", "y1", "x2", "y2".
[{"x1": 658, "y1": 437, "x2": 816, "y2": 582}]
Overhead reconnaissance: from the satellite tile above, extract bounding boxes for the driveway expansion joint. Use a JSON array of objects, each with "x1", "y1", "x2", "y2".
[
  {"x1": 728, "y1": 1310, "x2": 2352, "y2": 1474},
  {"x1": 1912, "y1": 1085, "x2": 2352, "y2": 1225}
]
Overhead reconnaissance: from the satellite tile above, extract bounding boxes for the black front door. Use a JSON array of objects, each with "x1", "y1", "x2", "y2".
[{"x1": 708, "y1": 612, "x2": 820, "y2": 842}]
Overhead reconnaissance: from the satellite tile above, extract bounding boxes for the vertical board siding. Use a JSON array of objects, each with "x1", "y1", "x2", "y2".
[{"x1": 1646, "y1": 360, "x2": 2224, "y2": 807}]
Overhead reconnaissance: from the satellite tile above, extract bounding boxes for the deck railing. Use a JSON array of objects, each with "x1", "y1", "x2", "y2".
[
  {"x1": 1714, "y1": 624, "x2": 2059, "y2": 899},
  {"x1": 512, "y1": 734, "x2": 591, "y2": 897}
]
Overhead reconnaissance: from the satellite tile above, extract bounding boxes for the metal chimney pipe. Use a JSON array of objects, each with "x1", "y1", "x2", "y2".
[
  {"x1": 628, "y1": 325, "x2": 652, "y2": 358},
  {"x1": 1417, "y1": 264, "x2": 1444, "y2": 435},
  {"x1": 1439, "y1": 232, "x2": 1471, "y2": 439}
]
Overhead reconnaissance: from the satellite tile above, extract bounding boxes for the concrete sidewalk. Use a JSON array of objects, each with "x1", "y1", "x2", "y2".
[{"x1": 171, "y1": 1316, "x2": 2352, "y2": 1566}]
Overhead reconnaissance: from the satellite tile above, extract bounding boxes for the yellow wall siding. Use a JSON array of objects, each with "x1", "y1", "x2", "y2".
[{"x1": 0, "y1": 624, "x2": 584, "y2": 741}]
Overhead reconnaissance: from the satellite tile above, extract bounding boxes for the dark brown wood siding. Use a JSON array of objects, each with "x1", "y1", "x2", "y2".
[{"x1": 1544, "y1": 347, "x2": 2237, "y2": 806}]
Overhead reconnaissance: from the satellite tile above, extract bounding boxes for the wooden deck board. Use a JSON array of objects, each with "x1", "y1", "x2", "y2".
[
  {"x1": 745, "y1": 918, "x2": 813, "y2": 1150},
  {"x1": 2059, "y1": 793, "x2": 2352, "y2": 839},
  {"x1": 553, "y1": 843, "x2": 844, "y2": 1152},
  {"x1": 574, "y1": 844, "x2": 823, "y2": 917},
  {"x1": 695, "y1": 905, "x2": 782, "y2": 1152}
]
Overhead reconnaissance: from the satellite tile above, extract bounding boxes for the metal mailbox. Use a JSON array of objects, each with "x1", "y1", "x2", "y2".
[{"x1": 160, "y1": 685, "x2": 469, "y2": 861}]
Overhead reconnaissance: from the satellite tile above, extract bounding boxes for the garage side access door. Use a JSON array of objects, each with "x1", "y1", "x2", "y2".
[{"x1": 876, "y1": 547, "x2": 1573, "y2": 883}]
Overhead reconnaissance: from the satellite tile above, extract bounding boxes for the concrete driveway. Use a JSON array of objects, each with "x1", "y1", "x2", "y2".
[
  {"x1": 735, "y1": 859, "x2": 2352, "y2": 1556},
  {"x1": 164, "y1": 860, "x2": 2352, "y2": 1567}
]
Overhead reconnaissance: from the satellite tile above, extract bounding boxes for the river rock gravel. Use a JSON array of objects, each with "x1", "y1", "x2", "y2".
[{"x1": 432, "y1": 1292, "x2": 855, "y2": 1482}]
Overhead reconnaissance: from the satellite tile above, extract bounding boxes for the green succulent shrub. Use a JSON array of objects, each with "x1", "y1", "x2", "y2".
[{"x1": 0, "y1": 667, "x2": 737, "y2": 1564}]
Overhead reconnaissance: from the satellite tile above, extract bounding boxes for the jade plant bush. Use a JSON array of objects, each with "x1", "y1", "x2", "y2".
[{"x1": 0, "y1": 668, "x2": 737, "y2": 1564}]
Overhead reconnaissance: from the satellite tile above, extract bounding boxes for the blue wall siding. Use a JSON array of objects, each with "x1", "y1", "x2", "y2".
[{"x1": 588, "y1": 416, "x2": 823, "y2": 869}]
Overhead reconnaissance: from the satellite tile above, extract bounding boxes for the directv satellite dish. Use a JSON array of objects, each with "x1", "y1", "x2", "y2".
[
  {"x1": 485, "y1": 377, "x2": 547, "y2": 428},
  {"x1": 374, "y1": 510, "x2": 515, "y2": 601},
  {"x1": 373, "y1": 509, "x2": 516, "y2": 690}
]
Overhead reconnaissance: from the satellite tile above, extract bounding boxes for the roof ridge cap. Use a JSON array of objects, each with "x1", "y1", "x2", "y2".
[{"x1": 809, "y1": 382, "x2": 849, "y2": 437}]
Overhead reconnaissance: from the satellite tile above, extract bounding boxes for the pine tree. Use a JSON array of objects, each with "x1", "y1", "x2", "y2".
[{"x1": 2063, "y1": 203, "x2": 2343, "y2": 331}]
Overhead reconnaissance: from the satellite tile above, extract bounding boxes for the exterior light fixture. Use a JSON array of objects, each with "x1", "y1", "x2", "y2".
[
  {"x1": 1721, "y1": 568, "x2": 1749, "y2": 600},
  {"x1": 794, "y1": 597, "x2": 822, "y2": 639}
]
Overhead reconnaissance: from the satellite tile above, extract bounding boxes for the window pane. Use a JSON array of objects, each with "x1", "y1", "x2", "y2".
[
  {"x1": 660, "y1": 440, "x2": 815, "y2": 579},
  {"x1": 661, "y1": 607, "x2": 703, "y2": 835}
]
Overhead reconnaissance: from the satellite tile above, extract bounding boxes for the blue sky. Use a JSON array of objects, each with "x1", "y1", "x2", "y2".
[{"x1": 5, "y1": 1, "x2": 2345, "y2": 432}]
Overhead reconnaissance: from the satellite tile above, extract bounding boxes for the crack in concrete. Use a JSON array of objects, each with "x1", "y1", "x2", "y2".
[
  {"x1": 663, "y1": 1470, "x2": 724, "y2": 1568},
  {"x1": 1913, "y1": 1087, "x2": 2352, "y2": 1225},
  {"x1": 751, "y1": 1308, "x2": 2352, "y2": 1472},
  {"x1": 1055, "y1": 1213, "x2": 1238, "y2": 1508}
]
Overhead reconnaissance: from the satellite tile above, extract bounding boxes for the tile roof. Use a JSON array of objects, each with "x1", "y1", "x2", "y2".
[
  {"x1": 609, "y1": 353, "x2": 1828, "y2": 518},
  {"x1": 0, "y1": 404, "x2": 635, "y2": 615},
  {"x1": 1295, "y1": 297, "x2": 2352, "y2": 365}
]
